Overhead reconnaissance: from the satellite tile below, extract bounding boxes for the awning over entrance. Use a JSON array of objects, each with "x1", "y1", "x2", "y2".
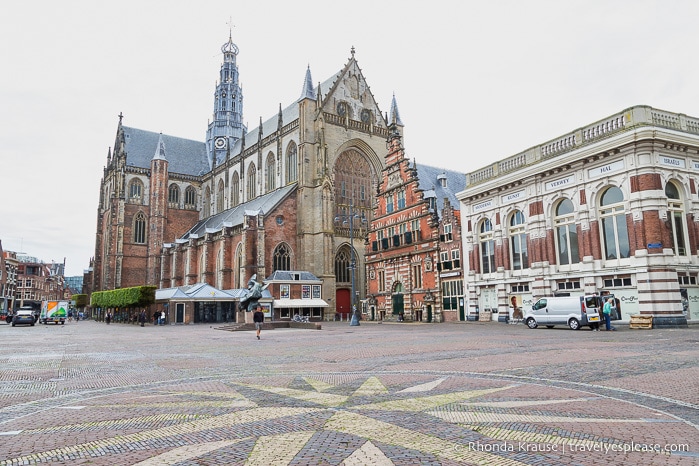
[{"x1": 273, "y1": 299, "x2": 329, "y2": 308}]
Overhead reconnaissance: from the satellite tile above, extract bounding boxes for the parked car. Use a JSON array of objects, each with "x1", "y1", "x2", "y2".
[
  {"x1": 524, "y1": 295, "x2": 601, "y2": 330},
  {"x1": 11, "y1": 309, "x2": 36, "y2": 327}
]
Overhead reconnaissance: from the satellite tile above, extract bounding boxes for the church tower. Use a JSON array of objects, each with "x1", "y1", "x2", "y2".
[{"x1": 206, "y1": 31, "x2": 246, "y2": 168}]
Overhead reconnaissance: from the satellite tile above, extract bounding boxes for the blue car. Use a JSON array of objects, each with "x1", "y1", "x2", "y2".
[{"x1": 11, "y1": 310, "x2": 35, "y2": 327}]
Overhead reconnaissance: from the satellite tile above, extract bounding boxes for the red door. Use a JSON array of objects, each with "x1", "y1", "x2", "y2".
[{"x1": 336, "y1": 288, "x2": 350, "y2": 320}]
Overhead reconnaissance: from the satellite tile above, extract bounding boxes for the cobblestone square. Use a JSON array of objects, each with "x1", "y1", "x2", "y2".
[{"x1": 0, "y1": 320, "x2": 697, "y2": 465}]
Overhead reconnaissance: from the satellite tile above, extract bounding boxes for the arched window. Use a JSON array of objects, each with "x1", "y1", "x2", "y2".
[
  {"x1": 168, "y1": 184, "x2": 180, "y2": 205},
  {"x1": 666, "y1": 181, "x2": 688, "y2": 256},
  {"x1": 266, "y1": 152, "x2": 276, "y2": 192},
  {"x1": 509, "y1": 210, "x2": 528, "y2": 270},
  {"x1": 184, "y1": 186, "x2": 196, "y2": 207},
  {"x1": 247, "y1": 164, "x2": 257, "y2": 201},
  {"x1": 203, "y1": 186, "x2": 211, "y2": 218},
  {"x1": 216, "y1": 180, "x2": 225, "y2": 213},
  {"x1": 231, "y1": 172, "x2": 240, "y2": 207},
  {"x1": 479, "y1": 219, "x2": 495, "y2": 274},
  {"x1": 335, "y1": 246, "x2": 351, "y2": 283},
  {"x1": 555, "y1": 199, "x2": 579, "y2": 265},
  {"x1": 129, "y1": 179, "x2": 143, "y2": 203},
  {"x1": 333, "y1": 149, "x2": 376, "y2": 221},
  {"x1": 133, "y1": 212, "x2": 146, "y2": 244},
  {"x1": 234, "y1": 243, "x2": 243, "y2": 289},
  {"x1": 199, "y1": 253, "x2": 206, "y2": 282},
  {"x1": 273, "y1": 243, "x2": 292, "y2": 271},
  {"x1": 286, "y1": 142, "x2": 298, "y2": 183},
  {"x1": 216, "y1": 248, "x2": 223, "y2": 289},
  {"x1": 600, "y1": 186, "x2": 629, "y2": 260}
]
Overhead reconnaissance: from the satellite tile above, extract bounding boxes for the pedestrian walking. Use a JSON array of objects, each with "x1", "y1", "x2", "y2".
[
  {"x1": 253, "y1": 305, "x2": 264, "y2": 340},
  {"x1": 139, "y1": 309, "x2": 147, "y2": 327},
  {"x1": 603, "y1": 297, "x2": 616, "y2": 331},
  {"x1": 106, "y1": 311, "x2": 111, "y2": 325}
]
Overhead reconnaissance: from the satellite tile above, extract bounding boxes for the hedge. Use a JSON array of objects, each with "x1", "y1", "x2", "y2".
[
  {"x1": 72, "y1": 294, "x2": 88, "y2": 307},
  {"x1": 90, "y1": 286, "x2": 156, "y2": 309}
]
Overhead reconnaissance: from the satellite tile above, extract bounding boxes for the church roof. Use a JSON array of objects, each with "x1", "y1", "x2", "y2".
[
  {"x1": 414, "y1": 163, "x2": 466, "y2": 214},
  {"x1": 122, "y1": 126, "x2": 209, "y2": 176},
  {"x1": 178, "y1": 183, "x2": 297, "y2": 240}
]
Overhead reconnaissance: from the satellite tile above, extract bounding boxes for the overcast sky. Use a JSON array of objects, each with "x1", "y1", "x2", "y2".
[{"x1": 2, "y1": 0, "x2": 698, "y2": 277}]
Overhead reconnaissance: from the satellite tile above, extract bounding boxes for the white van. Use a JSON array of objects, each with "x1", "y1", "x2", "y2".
[{"x1": 524, "y1": 295, "x2": 601, "y2": 330}]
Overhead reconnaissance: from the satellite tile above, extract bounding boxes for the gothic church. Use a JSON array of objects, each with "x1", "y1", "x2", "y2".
[{"x1": 89, "y1": 34, "x2": 404, "y2": 318}]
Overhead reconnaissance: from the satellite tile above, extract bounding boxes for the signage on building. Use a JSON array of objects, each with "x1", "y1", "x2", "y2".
[
  {"x1": 648, "y1": 242, "x2": 662, "y2": 249},
  {"x1": 588, "y1": 160, "x2": 624, "y2": 179},
  {"x1": 500, "y1": 189, "x2": 526, "y2": 205},
  {"x1": 659, "y1": 155, "x2": 686, "y2": 168},
  {"x1": 545, "y1": 175, "x2": 575, "y2": 191},
  {"x1": 472, "y1": 199, "x2": 493, "y2": 212}
]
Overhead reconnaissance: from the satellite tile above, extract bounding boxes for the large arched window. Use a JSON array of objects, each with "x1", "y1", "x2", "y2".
[
  {"x1": 247, "y1": 164, "x2": 257, "y2": 201},
  {"x1": 273, "y1": 243, "x2": 292, "y2": 271},
  {"x1": 133, "y1": 212, "x2": 146, "y2": 244},
  {"x1": 231, "y1": 172, "x2": 240, "y2": 207},
  {"x1": 168, "y1": 184, "x2": 180, "y2": 205},
  {"x1": 184, "y1": 186, "x2": 196, "y2": 207},
  {"x1": 286, "y1": 142, "x2": 298, "y2": 184},
  {"x1": 555, "y1": 199, "x2": 579, "y2": 265},
  {"x1": 129, "y1": 179, "x2": 144, "y2": 203},
  {"x1": 203, "y1": 186, "x2": 211, "y2": 218},
  {"x1": 666, "y1": 181, "x2": 688, "y2": 256},
  {"x1": 266, "y1": 152, "x2": 276, "y2": 192},
  {"x1": 333, "y1": 149, "x2": 376, "y2": 221},
  {"x1": 479, "y1": 219, "x2": 495, "y2": 274},
  {"x1": 600, "y1": 186, "x2": 629, "y2": 260},
  {"x1": 335, "y1": 246, "x2": 351, "y2": 283},
  {"x1": 509, "y1": 210, "x2": 528, "y2": 270},
  {"x1": 216, "y1": 180, "x2": 225, "y2": 213}
]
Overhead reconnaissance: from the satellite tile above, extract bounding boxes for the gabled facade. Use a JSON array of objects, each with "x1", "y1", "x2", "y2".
[{"x1": 365, "y1": 126, "x2": 465, "y2": 322}]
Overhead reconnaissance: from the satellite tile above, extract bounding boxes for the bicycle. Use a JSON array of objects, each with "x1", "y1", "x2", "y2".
[{"x1": 292, "y1": 314, "x2": 310, "y2": 323}]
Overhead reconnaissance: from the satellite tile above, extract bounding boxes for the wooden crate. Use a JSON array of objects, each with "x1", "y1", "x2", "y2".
[{"x1": 629, "y1": 315, "x2": 653, "y2": 329}]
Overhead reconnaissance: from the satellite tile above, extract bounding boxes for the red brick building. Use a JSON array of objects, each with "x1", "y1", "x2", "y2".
[{"x1": 365, "y1": 126, "x2": 465, "y2": 322}]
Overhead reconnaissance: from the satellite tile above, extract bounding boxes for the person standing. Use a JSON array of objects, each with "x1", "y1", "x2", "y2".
[
  {"x1": 253, "y1": 305, "x2": 264, "y2": 340},
  {"x1": 160, "y1": 310, "x2": 165, "y2": 326},
  {"x1": 603, "y1": 297, "x2": 616, "y2": 331}
]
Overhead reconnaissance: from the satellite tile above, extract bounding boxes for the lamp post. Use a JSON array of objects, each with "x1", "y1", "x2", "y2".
[{"x1": 335, "y1": 200, "x2": 366, "y2": 326}]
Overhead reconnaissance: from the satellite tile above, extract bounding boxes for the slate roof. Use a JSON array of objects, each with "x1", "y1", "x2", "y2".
[
  {"x1": 155, "y1": 283, "x2": 235, "y2": 301},
  {"x1": 414, "y1": 163, "x2": 466, "y2": 215},
  {"x1": 177, "y1": 183, "x2": 297, "y2": 241},
  {"x1": 265, "y1": 270, "x2": 322, "y2": 282},
  {"x1": 122, "y1": 126, "x2": 209, "y2": 177}
]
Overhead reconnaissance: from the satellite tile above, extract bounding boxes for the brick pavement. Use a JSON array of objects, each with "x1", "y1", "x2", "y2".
[{"x1": 0, "y1": 320, "x2": 697, "y2": 465}]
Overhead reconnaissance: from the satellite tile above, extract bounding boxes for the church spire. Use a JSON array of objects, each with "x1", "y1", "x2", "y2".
[
  {"x1": 298, "y1": 65, "x2": 316, "y2": 101},
  {"x1": 390, "y1": 93, "x2": 403, "y2": 126},
  {"x1": 153, "y1": 133, "x2": 166, "y2": 161},
  {"x1": 206, "y1": 29, "x2": 246, "y2": 170}
]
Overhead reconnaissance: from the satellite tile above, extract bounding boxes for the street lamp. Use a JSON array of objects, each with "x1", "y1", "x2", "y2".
[{"x1": 335, "y1": 200, "x2": 366, "y2": 326}]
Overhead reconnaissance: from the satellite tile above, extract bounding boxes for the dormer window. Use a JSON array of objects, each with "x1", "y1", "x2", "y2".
[{"x1": 438, "y1": 173, "x2": 447, "y2": 188}]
